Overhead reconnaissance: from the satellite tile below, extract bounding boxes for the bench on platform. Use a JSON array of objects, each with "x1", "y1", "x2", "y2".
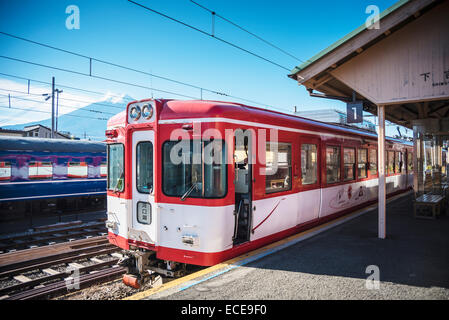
[{"x1": 414, "y1": 194, "x2": 445, "y2": 219}]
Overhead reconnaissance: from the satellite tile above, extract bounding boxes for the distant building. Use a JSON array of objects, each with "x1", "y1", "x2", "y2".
[
  {"x1": 0, "y1": 128, "x2": 25, "y2": 137},
  {"x1": 294, "y1": 109, "x2": 376, "y2": 132},
  {"x1": 0, "y1": 124, "x2": 73, "y2": 139}
]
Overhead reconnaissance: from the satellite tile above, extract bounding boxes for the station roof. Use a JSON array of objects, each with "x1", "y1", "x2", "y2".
[
  {"x1": 289, "y1": 0, "x2": 411, "y2": 76},
  {"x1": 289, "y1": 0, "x2": 449, "y2": 130}
]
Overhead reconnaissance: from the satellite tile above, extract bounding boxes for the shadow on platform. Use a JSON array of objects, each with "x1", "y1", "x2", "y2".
[{"x1": 249, "y1": 194, "x2": 449, "y2": 289}]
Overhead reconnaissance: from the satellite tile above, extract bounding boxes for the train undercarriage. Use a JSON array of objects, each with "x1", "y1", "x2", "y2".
[{"x1": 118, "y1": 248, "x2": 187, "y2": 289}]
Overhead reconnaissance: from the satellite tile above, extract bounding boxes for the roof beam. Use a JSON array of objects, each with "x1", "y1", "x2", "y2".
[
  {"x1": 311, "y1": 73, "x2": 333, "y2": 89},
  {"x1": 320, "y1": 83, "x2": 349, "y2": 97},
  {"x1": 398, "y1": 104, "x2": 419, "y2": 119},
  {"x1": 428, "y1": 103, "x2": 449, "y2": 116}
]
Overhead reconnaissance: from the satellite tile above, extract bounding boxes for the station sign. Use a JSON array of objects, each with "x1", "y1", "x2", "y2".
[{"x1": 347, "y1": 101, "x2": 364, "y2": 124}]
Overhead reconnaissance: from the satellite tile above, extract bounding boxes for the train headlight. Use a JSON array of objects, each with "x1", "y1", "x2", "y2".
[
  {"x1": 137, "y1": 202, "x2": 151, "y2": 225},
  {"x1": 141, "y1": 104, "x2": 153, "y2": 120},
  {"x1": 129, "y1": 105, "x2": 141, "y2": 121}
]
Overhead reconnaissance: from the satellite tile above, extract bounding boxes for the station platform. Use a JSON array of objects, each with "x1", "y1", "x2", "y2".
[{"x1": 127, "y1": 191, "x2": 449, "y2": 300}]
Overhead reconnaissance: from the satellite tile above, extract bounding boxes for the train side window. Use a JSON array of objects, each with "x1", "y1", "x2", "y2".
[
  {"x1": 0, "y1": 161, "x2": 11, "y2": 181},
  {"x1": 358, "y1": 148, "x2": 368, "y2": 179},
  {"x1": 396, "y1": 152, "x2": 402, "y2": 173},
  {"x1": 68, "y1": 161, "x2": 88, "y2": 178},
  {"x1": 301, "y1": 144, "x2": 317, "y2": 185},
  {"x1": 343, "y1": 148, "x2": 356, "y2": 181},
  {"x1": 29, "y1": 161, "x2": 53, "y2": 179},
  {"x1": 369, "y1": 149, "x2": 377, "y2": 176},
  {"x1": 265, "y1": 142, "x2": 292, "y2": 193},
  {"x1": 100, "y1": 162, "x2": 107, "y2": 177},
  {"x1": 387, "y1": 151, "x2": 395, "y2": 175},
  {"x1": 326, "y1": 146, "x2": 340, "y2": 184},
  {"x1": 407, "y1": 152, "x2": 413, "y2": 173}
]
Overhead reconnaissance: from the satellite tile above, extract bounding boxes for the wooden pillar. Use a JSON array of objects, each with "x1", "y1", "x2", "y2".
[
  {"x1": 413, "y1": 126, "x2": 419, "y2": 196},
  {"x1": 378, "y1": 105, "x2": 386, "y2": 239}
]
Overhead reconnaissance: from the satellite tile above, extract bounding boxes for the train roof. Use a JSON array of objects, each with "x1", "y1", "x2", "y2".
[
  {"x1": 0, "y1": 136, "x2": 106, "y2": 153},
  {"x1": 107, "y1": 99, "x2": 412, "y2": 147},
  {"x1": 158, "y1": 100, "x2": 413, "y2": 146}
]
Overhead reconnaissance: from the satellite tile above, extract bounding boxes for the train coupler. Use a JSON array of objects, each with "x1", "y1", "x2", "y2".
[
  {"x1": 122, "y1": 273, "x2": 141, "y2": 289},
  {"x1": 122, "y1": 271, "x2": 162, "y2": 289},
  {"x1": 118, "y1": 250, "x2": 165, "y2": 288}
]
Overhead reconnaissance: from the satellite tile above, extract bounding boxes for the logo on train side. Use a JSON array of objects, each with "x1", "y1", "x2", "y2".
[{"x1": 168, "y1": 122, "x2": 280, "y2": 175}]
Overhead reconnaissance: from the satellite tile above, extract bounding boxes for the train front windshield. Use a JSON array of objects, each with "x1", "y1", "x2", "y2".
[{"x1": 162, "y1": 140, "x2": 227, "y2": 199}]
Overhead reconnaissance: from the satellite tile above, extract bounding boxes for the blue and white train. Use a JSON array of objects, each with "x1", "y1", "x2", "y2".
[{"x1": 0, "y1": 136, "x2": 106, "y2": 220}]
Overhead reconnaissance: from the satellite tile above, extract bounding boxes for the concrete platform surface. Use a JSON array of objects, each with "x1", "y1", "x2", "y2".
[{"x1": 140, "y1": 193, "x2": 449, "y2": 300}]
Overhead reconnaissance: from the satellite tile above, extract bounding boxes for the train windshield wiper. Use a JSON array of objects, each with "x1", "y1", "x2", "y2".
[
  {"x1": 113, "y1": 168, "x2": 124, "y2": 193},
  {"x1": 180, "y1": 182, "x2": 199, "y2": 201}
]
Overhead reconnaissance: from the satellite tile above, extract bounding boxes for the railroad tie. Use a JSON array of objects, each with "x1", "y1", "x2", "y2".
[
  {"x1": 33, "y1": 285, "x2": 46, "y2": 289},
  {"x1": 68, "y1": 263, "x2": 85, "y2": 270},
  {"x1": 42, "y1": 268, "x2": 60, "y2": 276},
  {"x1": 13, "y1": 275, "x2": 32, "y2": 283},
  {"x1": 111, "y1": 253, "x2": 123, "y2": 259},
  {"x1": 90, "y1": 257, "x2": 104, "y2": 264}
]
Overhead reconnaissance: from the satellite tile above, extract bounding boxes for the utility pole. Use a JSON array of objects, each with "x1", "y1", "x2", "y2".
[
  {"x1": 51, "y1": 77, "x2": 55, "y2": 139},
  {"x1": 55, "y1": 89, "x2": 63, "y2": 133},
  {"x1": 43, "y1": 77, "x2": 61, "y2": 139}
]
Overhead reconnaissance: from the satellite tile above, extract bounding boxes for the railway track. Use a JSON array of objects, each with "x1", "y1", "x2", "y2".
[
  {"x1": 0, "y1": 219, "x2": 108, "y2": 253},
  {"x1": 0, "y1": 220, "x2": 204, "y2": 300},
  {"x1": 0, "y1": 235, "x2": 126, "y2": 300}
]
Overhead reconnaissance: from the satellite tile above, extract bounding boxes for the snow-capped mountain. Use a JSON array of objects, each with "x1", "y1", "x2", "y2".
[{"x1": 5, "y1": 95, "x2": 134, "y2": 140}]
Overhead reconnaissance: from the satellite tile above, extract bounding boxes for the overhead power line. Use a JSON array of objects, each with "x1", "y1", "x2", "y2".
[
  {"x1": 189, "y1": 0, "x2": 304, "y2": 63},
  {"x1": 0, "y1": 55, "x2": 288, "y2": 113},
  {"x1": 0, "y1": 55, "x2": 199, "y2": 100},
  {"x1": 0, "y1": 105, "x2": 108, "y2": 121},
  {"x1": 0, "y1": 87, "x2": 125, "y2": 110},
  {"x1": 0, "y1": 31, "x2": 294, "y2": 114},
  {"x1": 0, "y1": 93, "x2": 117, "y2": 116},
  {"x1": 126, "y1": 0, "x2": 291, "y2": 71},
  {"x1": 0, "y1": 31, "x2": 289, "y2": 111},
  {"x1": 0, "y1": 72, "x2": 133, "y2": 102}
]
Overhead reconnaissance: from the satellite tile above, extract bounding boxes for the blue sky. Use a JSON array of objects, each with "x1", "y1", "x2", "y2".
[{"x1": 0, "y1": 0, "x2": 410, "y2": 138}]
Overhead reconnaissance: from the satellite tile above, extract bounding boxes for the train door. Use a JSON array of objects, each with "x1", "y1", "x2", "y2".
[
  {"x1": 297, "y1": 136, "x2": 321, "y2": 223},
  {"x1": 233, "y1": 130, "x2": 253, "y2": 245},
  {"x1": 130, "y1": 131, "x2": 157, "y2": 245}
]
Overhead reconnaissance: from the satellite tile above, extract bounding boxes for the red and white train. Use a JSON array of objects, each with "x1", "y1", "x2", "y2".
[{"x1": 105, "y1": 99, "x2": 413, "y2": 285}]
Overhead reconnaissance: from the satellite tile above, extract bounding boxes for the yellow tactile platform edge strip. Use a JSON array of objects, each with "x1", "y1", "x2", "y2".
[{"x1": 124, "y1": 191, "x2": 411, "y2": 300}]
